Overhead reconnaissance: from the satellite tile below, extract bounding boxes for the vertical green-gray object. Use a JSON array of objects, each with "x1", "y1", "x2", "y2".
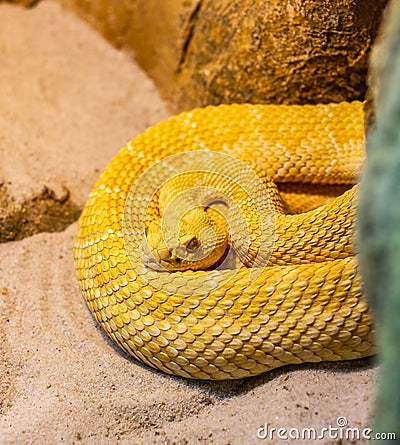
[{"x1": 358, "y1": 1, "x2": 400, "y2": 441}]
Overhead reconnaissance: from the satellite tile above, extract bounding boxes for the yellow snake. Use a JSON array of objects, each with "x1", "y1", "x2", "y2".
[{"x1": 74, "y1": 102, "x2": 376, "y2": 380}]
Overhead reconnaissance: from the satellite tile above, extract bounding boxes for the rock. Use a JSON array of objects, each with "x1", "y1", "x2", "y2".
[
  {"x1": 48, "y1": 0, "x2": 388, "y2": 110},
  {"x1": 174, "y1": 0, "x2": 388, "y2": 109}
]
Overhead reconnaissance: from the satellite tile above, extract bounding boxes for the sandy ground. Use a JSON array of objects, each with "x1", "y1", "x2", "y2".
[{"x1": 0, "y1": 2, "x2": 377, "y2": 444}]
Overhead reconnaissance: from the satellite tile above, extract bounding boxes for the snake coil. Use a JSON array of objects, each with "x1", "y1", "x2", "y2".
[{"x1": 74, "y1": 102, "x2": 375, "y2": 380}]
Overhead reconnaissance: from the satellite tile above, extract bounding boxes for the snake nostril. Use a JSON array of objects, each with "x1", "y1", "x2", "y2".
[{"x1": 158, "y1": 247, "x2": 171, "y2": 261}]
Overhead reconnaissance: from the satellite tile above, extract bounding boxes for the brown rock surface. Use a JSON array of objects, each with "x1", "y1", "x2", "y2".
[
  {"x1": 0, "y1": 2, "x2": 377, "y2": 444},
  {"x1": 5, "y1": 0, "x2": 387, "y2": 111},
  {"x1": 174, "y1": 0, "x2": 388, "y2": 109}
]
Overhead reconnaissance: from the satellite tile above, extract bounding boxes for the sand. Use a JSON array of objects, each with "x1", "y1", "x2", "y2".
[{"x1": 0, "y1": 2, "x2": 377, "y2": 444}]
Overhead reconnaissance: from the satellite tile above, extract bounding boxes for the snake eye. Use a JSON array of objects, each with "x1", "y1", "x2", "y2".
[{"x1": 186, "y1": 237, "x2": 200, "y2": 251}]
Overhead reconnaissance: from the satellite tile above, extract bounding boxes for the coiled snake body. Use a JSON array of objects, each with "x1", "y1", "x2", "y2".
[{"x1": 74, "y1": 102, "x2": 376, "y2": 380}]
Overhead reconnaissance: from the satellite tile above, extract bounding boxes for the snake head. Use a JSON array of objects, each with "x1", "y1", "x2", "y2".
[{"x1": 142, "y1": 208, "x2": 229, "y2": 272}]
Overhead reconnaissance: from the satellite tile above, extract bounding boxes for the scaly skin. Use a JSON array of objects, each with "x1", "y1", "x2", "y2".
[{"x1": 74, "y1": 102, "x2": 376, "y2": 380}]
